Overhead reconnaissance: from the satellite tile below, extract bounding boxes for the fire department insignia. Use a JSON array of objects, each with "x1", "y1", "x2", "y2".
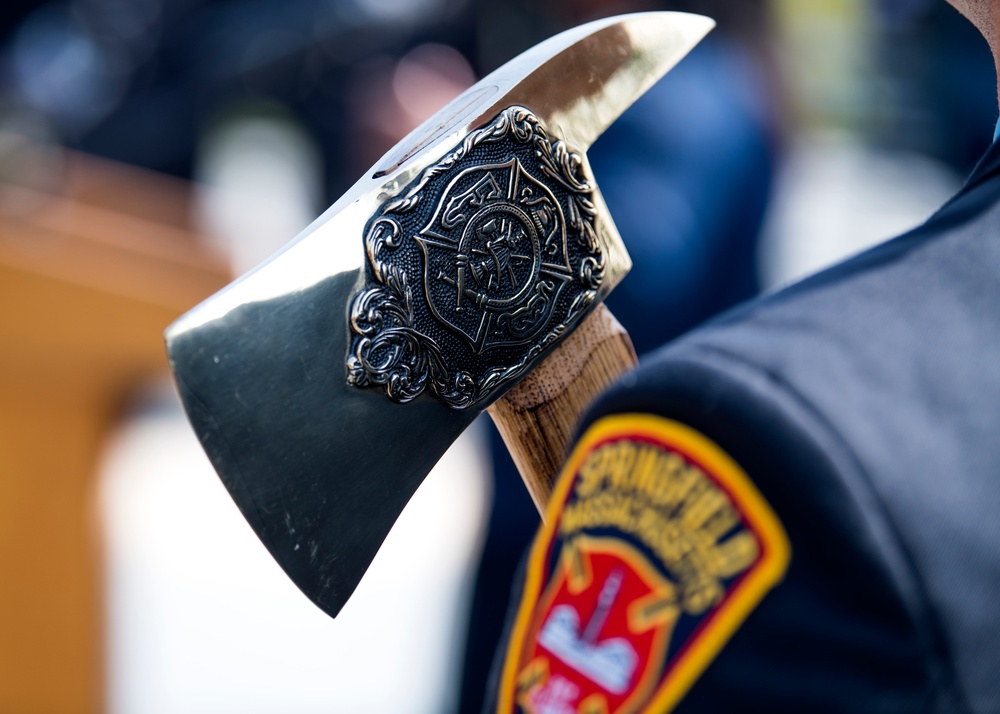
[
  {"x1": 419, "y1": 158, "x2": 569, "y2": 353},
  {"x1": 347, "y1": 106, "x2": 606, "y2": 409},
  {"x1": 498, "y1": 415, "x2": 791, "y2": 714}
]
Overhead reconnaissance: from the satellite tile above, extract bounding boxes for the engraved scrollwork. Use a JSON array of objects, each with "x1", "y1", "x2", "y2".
[
  {"x1": 567, "y1": 254, "x2": 607, "y2": 321},
  {"x1": 347, "y1": 226, "x2": 476, "y2": 408},
  {"x1": 347, "y1": 106, "x2": 606, "y2": 410},
  {"x1": 364, "y1": 217, "x2": 402, "y2": 278}
]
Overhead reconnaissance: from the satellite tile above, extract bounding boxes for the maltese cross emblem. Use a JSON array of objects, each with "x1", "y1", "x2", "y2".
[
  {"x1": 347, "y1": 106, "x2": 606, "y2": 409},
  {"x1": 418, "y1": 158, "x2": 572, "y2": 353}
]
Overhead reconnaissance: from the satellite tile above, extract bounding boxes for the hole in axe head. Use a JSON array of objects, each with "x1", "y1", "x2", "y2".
[{"x1": 372, "y1": 84, "x2": 498, "y2": 179}]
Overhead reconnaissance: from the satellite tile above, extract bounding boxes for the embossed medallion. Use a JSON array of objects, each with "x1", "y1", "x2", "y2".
[
  {"x1": 497, "y1": 415, "x2": 791, "y2": 714},
  {"x1": 347, "y1": 106, "x2": 605, "y2": 409}
]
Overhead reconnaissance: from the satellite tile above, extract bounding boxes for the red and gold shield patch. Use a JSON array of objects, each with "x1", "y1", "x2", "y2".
[{"x1": 497, "y1": 415, "x2": 791, "y2": 714}]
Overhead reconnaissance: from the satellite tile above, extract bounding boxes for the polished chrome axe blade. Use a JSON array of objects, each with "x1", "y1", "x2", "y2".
[{"x1": 165, "y1": 12, "x2": 714, "y2": 618}]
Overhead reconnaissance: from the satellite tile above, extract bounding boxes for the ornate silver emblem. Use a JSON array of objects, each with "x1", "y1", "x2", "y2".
[{"x1": 347, "y1": 106, "x2": 605, "y2": 409}]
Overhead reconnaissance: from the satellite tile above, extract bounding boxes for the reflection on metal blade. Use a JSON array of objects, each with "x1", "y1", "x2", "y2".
[
  {"x1": 165, "y1": 12, "x2": 713, "y2": 617},
  {"x1": 168, "y1": 271, "x2": 476, "y2": 617}
]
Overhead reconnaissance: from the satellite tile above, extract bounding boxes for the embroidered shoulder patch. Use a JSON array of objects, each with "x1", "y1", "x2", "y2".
[{"x1": 497, "y1": 414, "x2": 790, "y2": 714}]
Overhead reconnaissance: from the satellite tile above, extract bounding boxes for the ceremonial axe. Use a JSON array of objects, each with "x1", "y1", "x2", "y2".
[{"x1": 165, "y1": 12, "x2": 714, "y2": 618}]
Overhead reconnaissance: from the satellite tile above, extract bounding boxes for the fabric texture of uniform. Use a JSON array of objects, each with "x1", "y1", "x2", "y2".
[{"x1": 490, "y1": 138, "x2": 1000, "y2": 713}]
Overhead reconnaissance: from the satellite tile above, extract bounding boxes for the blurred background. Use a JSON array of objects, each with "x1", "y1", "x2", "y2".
[{"x1": 0, "y1": 0, "x2": 994, "y2": 712}]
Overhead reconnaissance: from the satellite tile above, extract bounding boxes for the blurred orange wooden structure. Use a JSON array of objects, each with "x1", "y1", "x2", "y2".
[{"x1": 0, "y1": 137, "x2": 229, "y2": 713}]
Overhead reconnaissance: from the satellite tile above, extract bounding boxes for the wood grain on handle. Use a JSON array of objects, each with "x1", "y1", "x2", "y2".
[{"x1": 487, "y1": 303, "x2": 637, "y2": 518}]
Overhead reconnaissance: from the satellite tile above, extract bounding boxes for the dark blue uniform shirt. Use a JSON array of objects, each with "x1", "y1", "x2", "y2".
[{"x1": 493, "y1": 139, "x2": 1000, "y2": 713}]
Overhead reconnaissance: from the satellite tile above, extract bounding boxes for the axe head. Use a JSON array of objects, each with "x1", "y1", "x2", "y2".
[{"x1": 165, "y1": 12, "x2": 714, "y2": 618}]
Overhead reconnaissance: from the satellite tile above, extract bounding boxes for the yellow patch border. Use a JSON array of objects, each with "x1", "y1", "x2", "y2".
[{"x1": 496, "y1": 414, "x2": 791, "y2": 714}]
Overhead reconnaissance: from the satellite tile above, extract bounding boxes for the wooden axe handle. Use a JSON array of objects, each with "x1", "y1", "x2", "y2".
[{"x1": 487, "y1": 303, "x2": 637, "y2": 517}]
